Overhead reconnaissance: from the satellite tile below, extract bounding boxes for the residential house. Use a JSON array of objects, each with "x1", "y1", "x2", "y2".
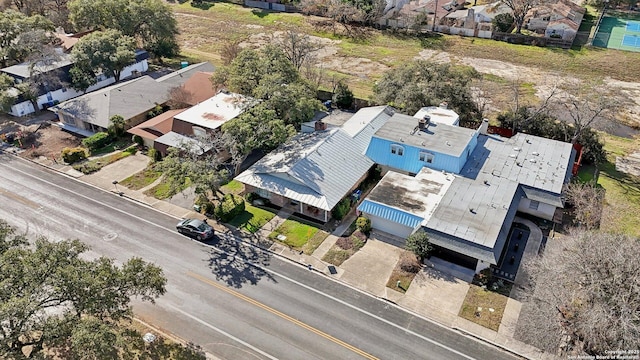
[
  {"x1": 358, "y1": 115, "x2": 575, "y2": 274},
  {"x1": 152, "y1": 91, "x2": 254, "y2": 156},
  {"x1": 50, "y1": 62, "x2": 215, "y2": 136},
  {"x1": 1, "y1": 49, "x2": 149, "y2": 117},
  {"x1": 526, "y1": 0, "x2": 585, "y2": 41},
  {"x1": 438, "y1": 2, "x2": 512, "y2": 38},
  {"x1": 235, "y1": 106, "x2": 395, "y2": 222}
]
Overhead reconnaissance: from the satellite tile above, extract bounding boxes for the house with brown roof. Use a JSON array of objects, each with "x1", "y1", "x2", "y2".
[{"x1": 526, "y1": 0, "x2": 585, "y2": 41}]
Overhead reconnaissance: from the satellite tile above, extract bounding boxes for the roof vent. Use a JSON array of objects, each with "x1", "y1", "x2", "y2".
[
  {"x1": 529, "y1": 158, "x2": 537, "y2": 163},
  {"x1": 513, "y1": 147, "x2": 521, "y2": 151},
  {"x1": 419, "y1": 115, "x2": 430, "y2": 130},
  {"x1": 532, "y1": 151, "x2": 539, "y2": 156},
  {"x1": 509, "y1": 154, "x2": 517, "y2": 158},
  {"x1": 483, "y1": 180, "x2": 490, "y2": 185},
  {"x1": 400, "y1": 137, "x2": 404, "y2": 142},
  {"x1": 439, "y1": 102, "x2": 448, "y2": 109},
  {"x1": 516, "y1": 162, "x2": 522, "y2": 167},
  {"x1": 526, "y1": 138, "x2": 531, "y2": 144},
  {"x1": 446, "y1": 141, "x2": 451, "y2": 146},
  {"x1": 469, "y1": 208, "x2": 476, "y2": 214}
]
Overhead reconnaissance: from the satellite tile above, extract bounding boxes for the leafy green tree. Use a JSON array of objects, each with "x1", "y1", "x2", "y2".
[
  {"x1": 0, "y1": 220, "x2": 166, "y2": 359},
  {"x1": 492, "y1": 12, "x2": 514, "y2": 32},
  {"x1": 109, "y1": 114, "x2": 126, "y2": 137},
  {"x1": 0, "y1": 10, "x2": 55, "y2": 67},
  {"x1": 212, "y1": 45, "x2": 322, "y2": 128},
  {"x1": 333, "y1": 80, "x2": 354, "y2": 109},
  {"x1": 373, "y1": 60, "x2": 479, "y2": 124},
  {"x1": 156, "y1": 132, "x2": 232, "y2": 200},
  {"x1": 69, "y1": 0, "x2": 179, "y2": 60},
  {"x1": 405, "y1": 230, "x2": 432, "y2": 261},
  {"x1": 0, "y1": 73, "x2": 17, "y2": 112},
  {"x1": 71, "y1": 29, "x2": 136, "y2": 86},
  {"x1": 222, "y1": 103, "x2": 296, "y2": 175}
]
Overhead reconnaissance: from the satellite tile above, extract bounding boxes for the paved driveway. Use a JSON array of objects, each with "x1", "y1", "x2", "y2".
[{"x1": 338, "y1": 237, "x2": 403, "y2": 295}]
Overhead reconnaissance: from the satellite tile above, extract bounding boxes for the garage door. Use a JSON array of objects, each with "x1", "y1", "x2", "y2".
[{"x1": 365, "y1": 213, "x2": 414, "y2": 239}]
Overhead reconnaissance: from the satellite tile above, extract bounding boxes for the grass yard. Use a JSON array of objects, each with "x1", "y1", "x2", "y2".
[
  {"x1": 119, "y1": 164, "x2": 162, "y2": 190},
  {"x1": 595, "y1": 135, "x2": 640, "y2": 237},
  {"x1": 221, "y1": 179, "x2": 244, "y2": 195},
  {"x1": 228, "y1": 204, "x2": 276, "y2": 233},
  {"x1": 385, "y1": 251, "x2": 422, "y2": 293},
  {"x1": 73, "y1": 146, "x2": 137, "y2": 174},
  {"x1": 144, "y1": 177, "x2": 192, "y2": 200},
  {"x1": 90, "y1": 138, "x2": 134, "y2": 156},
  {"x1": 269, "y1": 219, "x2": 327, "y2": 251},
  {"x1": 459, "y1": 285, "x2": 509, "y2": 331}
]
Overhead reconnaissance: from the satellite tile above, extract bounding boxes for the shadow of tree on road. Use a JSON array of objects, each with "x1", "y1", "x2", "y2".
[{"x1": 204, "y1": 232, "x2": 277, "y2": 289}]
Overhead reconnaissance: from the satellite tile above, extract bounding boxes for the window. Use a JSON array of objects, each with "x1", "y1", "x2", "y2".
[
  {"x1": 391, "y1": 144, "x2": 404, "y2": 156},
  {"x1": 256, "y1": 188, "x2": 271, "y2": 199},
  {"x1": 529, "y1": 200, "x2": 540, "y2": 211},
  {"x1": 419, "y1": 151, "x2": 434, "y2": 163}
]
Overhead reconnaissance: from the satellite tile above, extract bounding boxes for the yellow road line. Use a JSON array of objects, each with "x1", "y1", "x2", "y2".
[
  {"x1": 0, "y1": 188, "x2": 40, "y2": 209},
  {"x1": 187, "y1": 271, "x2": 379, "y2": 360}
]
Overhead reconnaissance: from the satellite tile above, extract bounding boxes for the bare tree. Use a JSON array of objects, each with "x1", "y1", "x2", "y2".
[
  {"x1": 558, "y1": 83, "x2": 618, "y2": 144},
  {"x1": 517, "y1": 229, "x2": 640, "y2": 355},
  {"x1": 509, "y1": 76, "x2": 559, "y2": 133},
  {"x1": 277, "y1": 30, "x2": 322, "y2": 71},
  {"x1": 500, "y1": 0, "x2": 549, "y2": 33},
  {"x1": 166, "y1": 86, "x2": 194, "y2": 109},
  {"x1": 220, "y1": 38, "x2": 242, "y2": 65},
  {"x1": 563, "y1": 181, "x2": 604, "y2": 230}
]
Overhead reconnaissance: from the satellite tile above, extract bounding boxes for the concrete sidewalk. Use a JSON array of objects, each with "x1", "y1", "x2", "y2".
[{"x1": 17, "y1": 148, "x2": 549, "y2": 360}]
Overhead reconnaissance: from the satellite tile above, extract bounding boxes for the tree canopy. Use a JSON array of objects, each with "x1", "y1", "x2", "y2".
[
  {"x1": 0, "y1": 10, "x2": 55, "y2": 67},
  {"x1": 0, "y1": 220, "x2": 167, "y2": 359},
  {"x1": 517, "y1": 229, "x2": 640, "y2": 355},
  {"x1": 373, "y1": 60, "x2": 480, "y2": 124},
  {"x1": 70, "y1": 29, "x2": 136, "y2": 89},
  {"x1": 68, "y1": 0, "x2": 179, "y2": 59},
  {"x1": 212, "y1": 45, "x2": 323, "y2": 128}
]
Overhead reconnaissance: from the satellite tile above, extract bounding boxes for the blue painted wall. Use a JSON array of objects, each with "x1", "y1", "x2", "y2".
[{"x1": 366, "y1": 133, "x2": 478, "y2": 174}]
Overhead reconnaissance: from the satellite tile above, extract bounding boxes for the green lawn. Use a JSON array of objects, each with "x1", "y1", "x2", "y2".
[
  {"x1": 459, "y1": 285, "x2": 508, "y2": 331},
  {"x1": 90, "y1": 138, "x2": 134, "y2": 156},
  {"x1": 228, "y1": 204, "x2": 276, "y2": 233},
  {"x1": 269, "y1": 219, "x2": 322, "y2": 249},
  {"x1": 119, "y1": 165, "x2": 162, "y2": 190},
  {"x1": 73, "y1": 146, "x2": 137, "y2": 175},
  {"x1": 221, "y1": 179, "x2": 244, "y2": 195},
  {"x1": 144, "y1": 177, "x2": 192, "y2": 200}
]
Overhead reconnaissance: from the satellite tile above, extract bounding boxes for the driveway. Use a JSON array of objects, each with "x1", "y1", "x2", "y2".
[
  {"x1": 338, "y1": 237, "x2": 403, "y2": 295},
  {"x1": 82, "y1": 152, "x2": 150, "y2": 188}
]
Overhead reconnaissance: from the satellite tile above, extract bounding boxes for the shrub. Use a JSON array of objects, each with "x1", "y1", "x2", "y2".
[
  {"x1": 132, "y1": 134, "x2": 144, "y2": 146},
  {"x1": 82, "y1": 132, "x2": 111, "y2": 151},
  {"x1": 492, "y1": 13, "x2": 514, "y2": 33},
  {"x1": 332, "y1": 81, "x2": 354, "y2": 109},
  {"x1": 399, "y1": 252, "x2": 421, "y2": 273},
  {"x1": 245, "y1": 192, "x2": 259, "y2": 203},
  {"x1": 332, "y1": 198, "x2": 351, "y2": 221},
  {"x1": 336, "y1": 236, "x2": 354, "y2": 250},
  {"x1": 148, "y1": 148, "x2": 161, "y2": 162},
  {"x1": 214, "y1": 194, "x2": 245, "y2": 223},
  {"x1": 405, "y1": 230, "x2": 432, "y2": 261},
  {"x1": 356, "y1": 216, "x2": 371, "y2": 234},
  {"x1": 61, "y1": 147, "x2": 87, "y2": 164}
]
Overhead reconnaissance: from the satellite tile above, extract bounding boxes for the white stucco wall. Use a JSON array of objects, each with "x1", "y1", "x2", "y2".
[
  {"x1": 517, "y1": 198, "x2": 556, "y2": 220},
  {"x1": 7, "y1": 60, "x2": 148, "y2": 117}
]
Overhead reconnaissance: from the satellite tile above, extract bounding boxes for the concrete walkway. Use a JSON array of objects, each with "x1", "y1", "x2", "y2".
[{"x1": 14, "y1": 147, "x2": 549, "y2": 360}]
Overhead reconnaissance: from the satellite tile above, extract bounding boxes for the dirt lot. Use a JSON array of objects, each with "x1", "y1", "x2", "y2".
[{"x1": 18, "y1": 125, "x2": 82, "y2": 161}]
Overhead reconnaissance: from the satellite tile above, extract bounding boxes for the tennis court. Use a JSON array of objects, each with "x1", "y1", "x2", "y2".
[{"x1": 593, "y1": 16, "x2": 640, "y2": 52}]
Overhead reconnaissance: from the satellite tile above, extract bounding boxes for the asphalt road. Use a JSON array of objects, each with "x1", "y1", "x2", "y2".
[{"x1": 0, "y1": 153, "x2": 520, "y2": 360}]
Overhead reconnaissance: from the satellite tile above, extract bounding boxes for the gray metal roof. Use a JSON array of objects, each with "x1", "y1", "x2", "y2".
[
  {"x1": 155, "y1": 131, "x2": 207, "y2": 155},
  {"x1": 374, "y1": 113, "x2": 476, "y2": 157},
  {"x1": 461, "y1": 133, "x2": 574, "y2": 195},
  {"x1": 235, "y1": 106, "x2": 394, "y2": 211},
  {"x1": 1, "y1": 53, "x2": 73, "y2": 79},
  {"x1": 54, "y1": 76, "x2": 170, "y2": 129}
]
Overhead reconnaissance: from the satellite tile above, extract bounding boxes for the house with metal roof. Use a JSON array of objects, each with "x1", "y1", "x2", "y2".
[
  {"x1": 1, "y1": 49, "x2": 149, "y2": 117},
  {"x1": 50, "y1": 62, "x2": 214, "y2": 136},
  {"x1": 358, "y1": 115, "x2": 575, "y2": 274},
  {"x1": 235, "y1": 106, "x2": 394, "y2": 222}
]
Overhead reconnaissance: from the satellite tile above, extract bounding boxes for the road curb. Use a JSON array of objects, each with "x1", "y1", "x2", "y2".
[{"x1": 4, "y1": 147, "x2": 542, "y2": 359}]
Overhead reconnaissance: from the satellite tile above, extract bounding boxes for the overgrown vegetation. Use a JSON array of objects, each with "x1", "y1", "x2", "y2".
[
  {"x1": 386, "y1": 251, "x2": 422, "y2": 293},
  {"x1": 321, "y1": 229, "x2": 367, "y2": 266},
  {"x1": 459, "y1": 285, "x2": 508, "y2": 331},
  {"x1": 119, "y1": 165, "x2": 163, "y2": 190},
  {"x1": 72, "y1": 145, "x2": 137, "y2": 174}
]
